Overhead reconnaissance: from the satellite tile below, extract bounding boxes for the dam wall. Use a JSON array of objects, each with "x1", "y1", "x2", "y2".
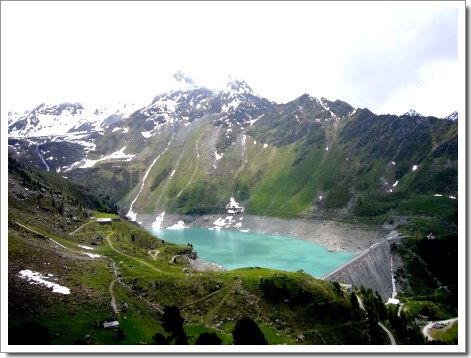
[{"x1": 323, "y1": 236, "x2": 403, "y2": 301}]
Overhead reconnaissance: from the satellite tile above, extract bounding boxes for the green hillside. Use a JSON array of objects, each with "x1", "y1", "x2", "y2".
[
  {"x1": 8, "y1": 166, "x2": 385, "y2": 345},
  {"x1": 59, "y1": 108, "x2": 456, "y2": 232}
]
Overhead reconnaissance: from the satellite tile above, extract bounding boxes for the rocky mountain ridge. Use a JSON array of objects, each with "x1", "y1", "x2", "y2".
[{"x1": 7, "y1": 74, "x2": 458, "y2": 224}]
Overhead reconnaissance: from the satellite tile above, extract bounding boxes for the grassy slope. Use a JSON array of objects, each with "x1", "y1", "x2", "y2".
[
  {"x1": 123, "y1": 121, "x2": 355, "y2": 218},
  {"x1": 8, "y1": 165, "x2": 370, "y2": 345},
  {"x1": 65, "y1": 111, "x2": 457, "y2": 229},
  {"x1": 9, "y1": 216, "x2": 367, "y2": 345},
  {"x1": 144, "y1": 118, "x2": 456, "y2": 221},
  {"x1": 430, "y1": 321, "x2": 458, "y2": 343}
]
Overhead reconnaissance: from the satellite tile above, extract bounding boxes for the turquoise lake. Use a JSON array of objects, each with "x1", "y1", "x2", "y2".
[{"x1": 152, "y1": 228, "x2": 355, "y2": 278}]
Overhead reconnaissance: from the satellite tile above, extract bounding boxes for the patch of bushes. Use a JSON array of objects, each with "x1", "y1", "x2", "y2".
[
  {"x1": 396, "y1": 196, "x2": 457, "y2": 223},
  {"x1": 324, "y1": 186, "x2": 351, "y2": 209},
  {"x1": 353, "y1": 195, "x2": 396, "y2": 217}
]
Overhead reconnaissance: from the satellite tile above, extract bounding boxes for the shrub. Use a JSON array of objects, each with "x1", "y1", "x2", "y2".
[{"x1": 232, "y1": 317, "x2": 267, "y2": 345}]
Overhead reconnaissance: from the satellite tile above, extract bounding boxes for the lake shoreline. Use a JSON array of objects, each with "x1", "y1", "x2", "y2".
[
  {"x1": 154, "y1": 226, "x2": 355, "y2": 277},
  {"x1": 137, "y1": 213, "x2": 389, "y2": 253},
  {"x1": 183, "y1": 255, "x2": 227, "y2": 272}
]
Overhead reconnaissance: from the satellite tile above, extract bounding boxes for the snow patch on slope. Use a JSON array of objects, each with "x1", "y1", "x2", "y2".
[
  {"x1": 141, "y1": 131, "x2": 154, "y2": 138},
  {"x1": 152, "y1": 212, "x2": 166, "y2": 230},
  {"x1": 226, "y1": 197, "x2": 244, "y2": 214},
  {"x1": 249, "y1": 115, "x2": 263, "y2": 126},
  {"x1": 83, "y1": 253, "x2": 101, "y2": 258},
  {"x1": 210, "y1": 216, "x2": 236, "y2": 230},
  {"x1": 167, "y1": 220, "x2": 188, "y2": 230},
  {"x1": 75, "y1": 147, "x2": 135, "y2": 169},
  {"x1": 19, "y1": 269, "x2": 70, "y2": 295},
  {"x1": 403, "y1": 109, "x2": 421, "y2": 117},
  {"x1": 215, "y1": 151, "x2": 223, "y2": 161}
]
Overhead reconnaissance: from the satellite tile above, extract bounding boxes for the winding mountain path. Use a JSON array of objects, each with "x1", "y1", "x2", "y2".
[
  {"x1": 147, "y1": 249, "x2": 160, "y2": 261},
  {"x1": 109, "y1": 278, "x2": 120, "y2": 314},
  {"x1": 69, "y1": 220, "x2": 93, "y2": 235},
  {"x1": 105, "y1": 234, "x2": 165, "y2": 274},
  {"x1": 357, "y1": 295, "x2": 396, "y2": 345},
  {"x1": 179, "y1": 286, "x2": 225, "y2": 310},
  {"x1": 15, "y1": 221, "x2": 77, "y2": 251},
  {"x1": 378, "y1": 322, "x2": 396, "y2": 345}
]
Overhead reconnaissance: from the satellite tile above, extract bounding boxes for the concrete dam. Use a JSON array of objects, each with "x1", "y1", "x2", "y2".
[{"x1": 323, "y1": 235, "x2": 404, "y2": 301}]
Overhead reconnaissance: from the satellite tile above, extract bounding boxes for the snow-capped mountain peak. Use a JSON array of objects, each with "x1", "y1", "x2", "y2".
[
  {"x1": 403, "y1": 109, "x2": 421, "y2": 117},
  {"x1": 445, "y1": 111, "x2": 458, "y2": 122},
  {"x1": 137, "y1": 85, "x2": 217, "y2": 138},
  {"x1": 214, "y1": 78, "x2": 264, "y2": 118},
  {"x1": 225, "y1": 79, "x2": 254, "y2": 96},
  {"x1": 35, "y1": 102, "x2": 84, "y2": 116},
  {"x1": 7, "y1": 110, "x2": 28, "y2": 126},
  {"x1": 8, "y1": 101, "x2": 138, "y2": 138}
]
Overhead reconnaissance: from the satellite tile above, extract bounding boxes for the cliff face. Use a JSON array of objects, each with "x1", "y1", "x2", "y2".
[{"x1": 323, "y1": 237, "x2": 403, "y2": 301}]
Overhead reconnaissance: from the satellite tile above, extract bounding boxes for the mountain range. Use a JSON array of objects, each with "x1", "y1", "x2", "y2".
[{"x1": 7, "y1": 73, "x2": 458, "y2": 224}]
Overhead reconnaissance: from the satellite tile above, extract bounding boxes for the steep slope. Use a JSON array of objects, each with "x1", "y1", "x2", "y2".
[
  {"x1": 8, "y1": 156, "x2": 117, "y2": 214},
  {"x1": 7, "y1": 76, "x2": 458, "y2": 225},
  {"x1": 7, "y1": 101, "x2": 140, "y2": 174}
]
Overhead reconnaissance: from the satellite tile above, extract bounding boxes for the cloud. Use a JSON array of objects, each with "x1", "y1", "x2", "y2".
[
  {"x1": 374, "y1": 60, "x2": 459, "y2": 117},
  {"x1": 1, "y1": 1, "x2": 461, "y2": 117},
  {"x1": 333, "y1": 7, "x2": 458, "y2": 115}
]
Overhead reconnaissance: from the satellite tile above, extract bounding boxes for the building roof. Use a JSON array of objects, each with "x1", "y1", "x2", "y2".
[
  {"x1": 103, "y1": 321, "x2": 119, "y2": 328},
  {"x1": 96, "y1": 218, "x2": 112, "y2": 223}
]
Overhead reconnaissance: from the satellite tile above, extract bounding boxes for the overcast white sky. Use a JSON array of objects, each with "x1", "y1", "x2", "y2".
[{"x1": 1, "y1": 1, "x2": 464, "y2": 117}]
